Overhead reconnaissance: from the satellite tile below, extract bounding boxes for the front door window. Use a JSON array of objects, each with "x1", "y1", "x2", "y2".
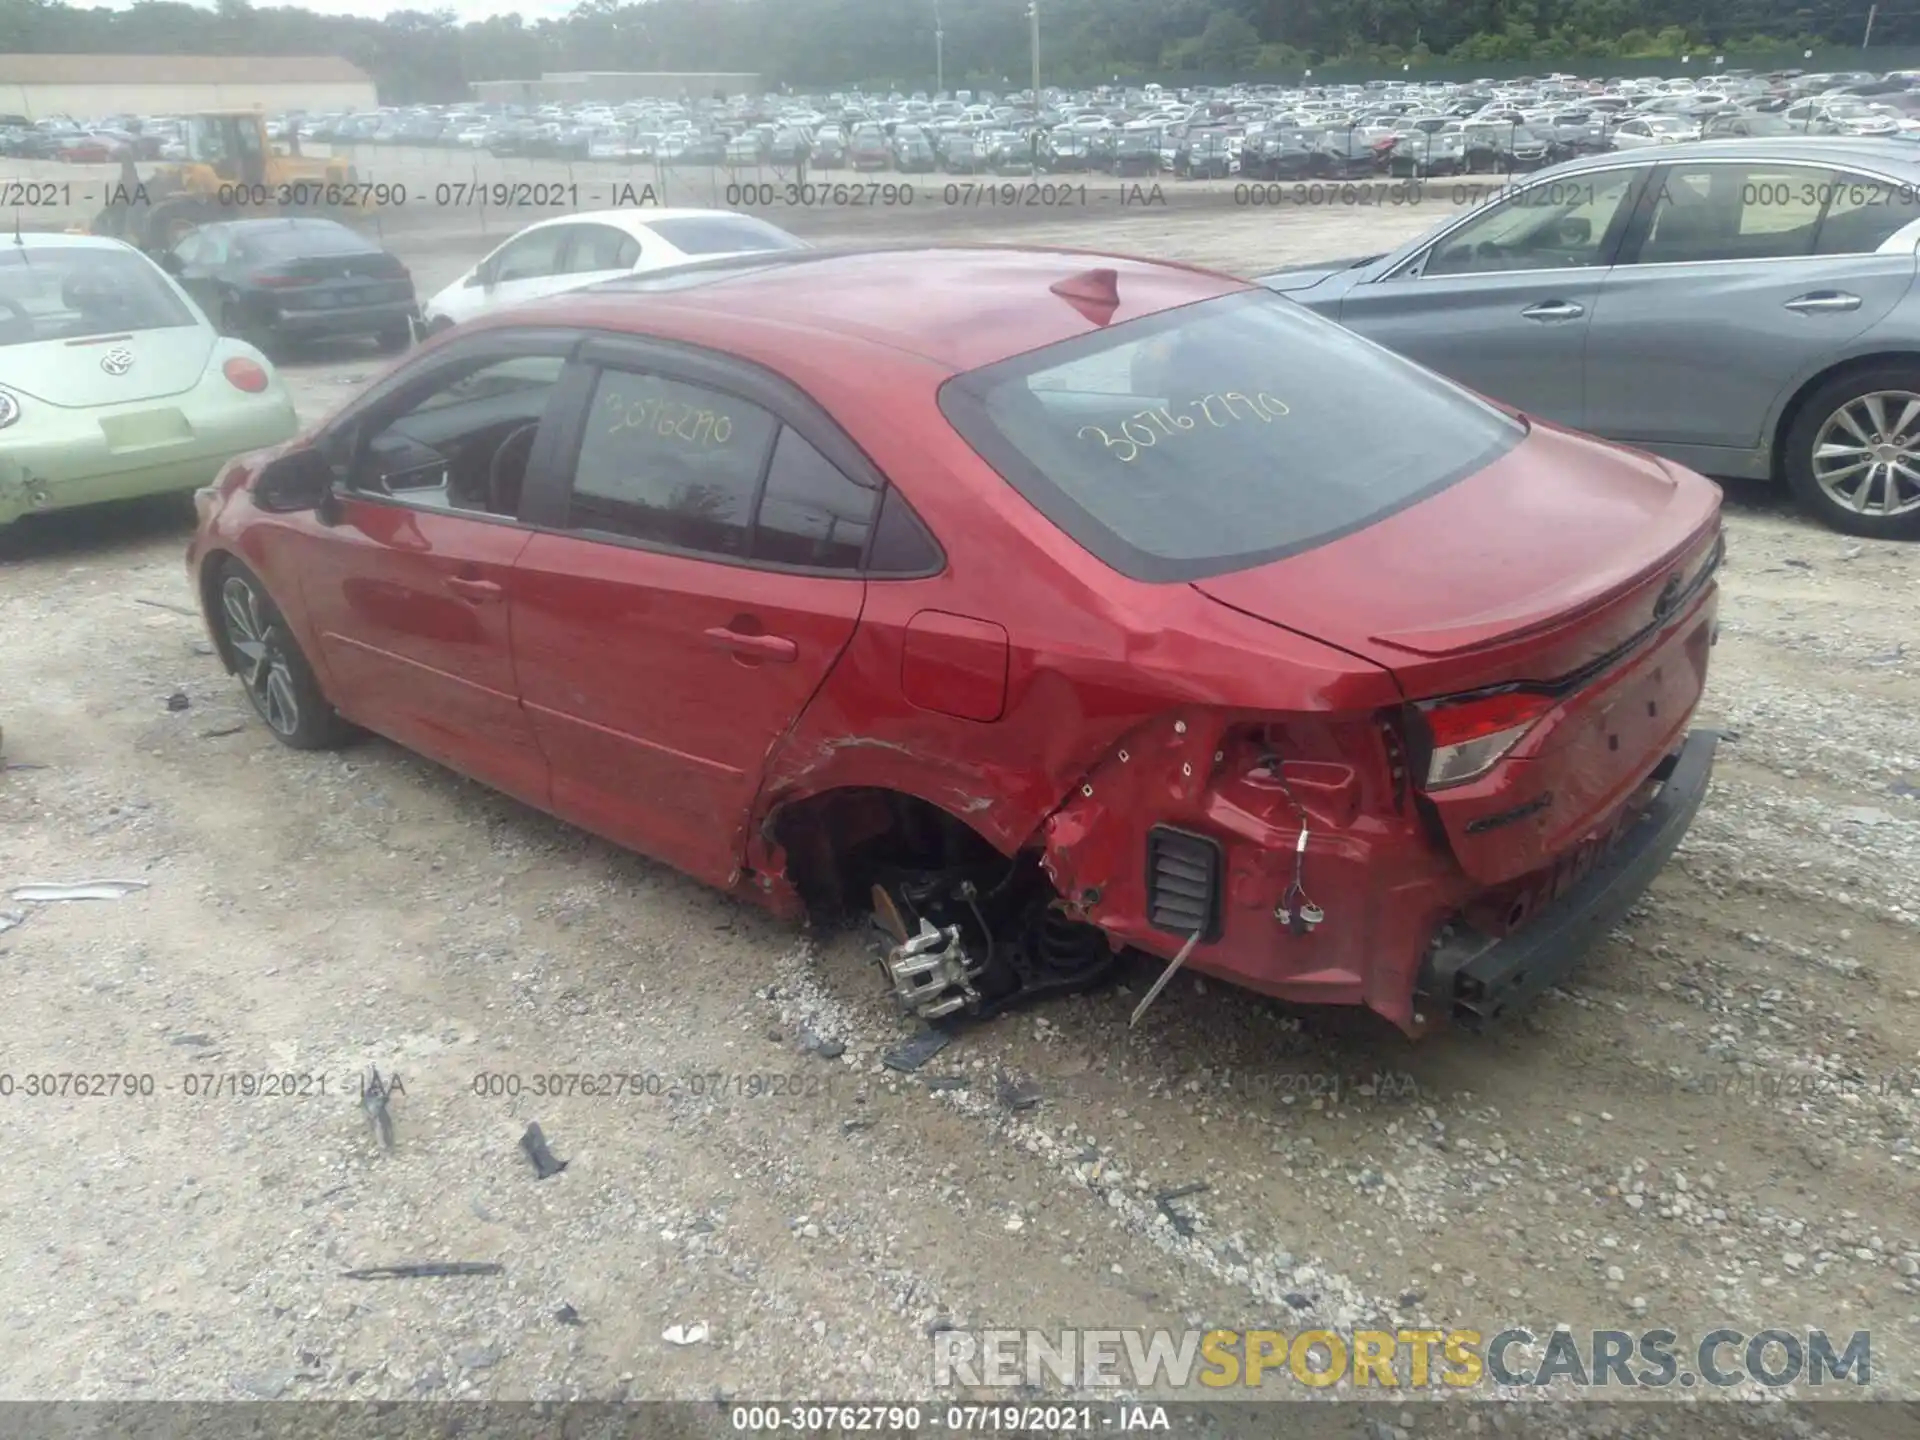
[{"x1": 1420, "y1": 169, "x2": 1639, "y2": 276}]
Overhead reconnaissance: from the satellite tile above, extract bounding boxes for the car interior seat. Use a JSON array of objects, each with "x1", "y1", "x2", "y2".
[
  {"x1": 62, "y1": 271, "x2": 137, "y2": 330},
  {"x1": 1645, "y1": 179, "x2": 1739, "y2": 262}
]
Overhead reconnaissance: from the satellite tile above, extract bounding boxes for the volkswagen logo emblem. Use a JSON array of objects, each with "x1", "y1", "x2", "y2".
[{"x1": 100, "y1": 347, "x2": 134, "y2": 376}]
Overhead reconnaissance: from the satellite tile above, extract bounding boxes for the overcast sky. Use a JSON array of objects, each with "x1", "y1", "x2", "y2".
[{"x1": 65, "y1": 0, "x2": 586, "y2": 21}]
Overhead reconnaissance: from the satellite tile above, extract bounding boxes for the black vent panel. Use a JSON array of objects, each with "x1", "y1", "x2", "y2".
[{"x1": 1146, "y1": 825, "x2": 1222, "y2": 941}]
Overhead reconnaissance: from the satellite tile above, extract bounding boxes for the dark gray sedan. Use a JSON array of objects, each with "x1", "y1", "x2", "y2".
[{"x1": 1259, "y1": 138, "x2": 1920, "y2": 538}]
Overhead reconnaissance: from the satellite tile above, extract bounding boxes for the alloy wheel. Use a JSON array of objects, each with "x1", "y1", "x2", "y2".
[
  {"x1": 1812, "y1": 390, "x2": 1920, "y2": 519},
  {"x1": 220, "y1": 575, "x2": 301, "y2": 736}
]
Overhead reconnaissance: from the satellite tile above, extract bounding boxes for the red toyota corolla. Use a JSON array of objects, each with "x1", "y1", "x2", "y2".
[{"x1": 187, "y1": 246, "x2": 1723, "y2": 1037}]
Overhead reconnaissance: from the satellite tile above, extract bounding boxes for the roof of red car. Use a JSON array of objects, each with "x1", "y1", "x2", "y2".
[{"x1": 509, "y1": 246, "x2": 1251, "y2": 373}]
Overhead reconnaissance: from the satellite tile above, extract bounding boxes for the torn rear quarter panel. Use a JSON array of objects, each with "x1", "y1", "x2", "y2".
[
  {"x1": 747, "y1": 571, "x2": 1406, "y2": 877},
  {"x1": 1039, "y1": 706, "x2": 1478, "y2": 1030}
]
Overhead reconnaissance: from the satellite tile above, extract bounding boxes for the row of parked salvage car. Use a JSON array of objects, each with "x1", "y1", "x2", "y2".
[{"x1": 6, "y1": 133, "x2": 1917, "y2": 1041}]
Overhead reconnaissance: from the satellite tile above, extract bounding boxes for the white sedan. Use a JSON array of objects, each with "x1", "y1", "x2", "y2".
[
  {"x1": 1609, "y1": 115, "x2": 1704, "y2": 148},
  {"x1": 419, "y1": 208, "x2": 809, "y2": 335}
]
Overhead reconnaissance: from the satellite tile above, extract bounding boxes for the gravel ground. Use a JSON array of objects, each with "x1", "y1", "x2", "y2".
[{"x1": 1, "y1": 164, "x2": 1918, "y2": 1437}]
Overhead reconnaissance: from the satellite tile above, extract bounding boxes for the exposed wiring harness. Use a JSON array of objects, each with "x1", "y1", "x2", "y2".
[{"x1": 1256, "y1": 751, "x2": 1324, "y2": 935}]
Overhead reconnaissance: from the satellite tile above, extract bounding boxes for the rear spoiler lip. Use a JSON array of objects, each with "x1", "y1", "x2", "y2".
[{"x1": 1369, "y1": 518, "x2": 1723, "y2": 660}]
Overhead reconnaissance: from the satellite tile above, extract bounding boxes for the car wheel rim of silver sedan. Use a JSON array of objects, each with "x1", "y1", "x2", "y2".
[
  {"x1": 1812, "y1": 391, "x2": 1920, "y2": 518},
  {"x1": 220, "y1": 576, "x2": 300, "y2": 736}
]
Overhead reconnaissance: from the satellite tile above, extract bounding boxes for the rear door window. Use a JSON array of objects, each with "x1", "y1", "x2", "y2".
[
  {"x1": 1631, "y1": 163, "x2": 1828, "y2": 264},
  {"x1": 1814, "y1": 170, "x2": 1920, "y2": 254},
  {"x1": 938, "y1": 288, "x2": 1523, "y2": 582},
  {"x1": 566, "y1": 224, "x2": 642, "y2": 273},
  {"x1": 752, "y1": 427, "x2": 876, "y2": 570}
]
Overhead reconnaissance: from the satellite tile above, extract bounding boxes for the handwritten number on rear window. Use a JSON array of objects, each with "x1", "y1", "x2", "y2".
[{"x1": 1077, "y1": 392, "x2": 1291, "y2": 464}]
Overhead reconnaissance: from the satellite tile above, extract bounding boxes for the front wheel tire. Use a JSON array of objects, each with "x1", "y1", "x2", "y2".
[
  {"x1": 214, "y1": 559, "x2": 355, "y2": 749},
  {"x1": 1783, "y1": 366, "x2": 1920, "y2": 539}
]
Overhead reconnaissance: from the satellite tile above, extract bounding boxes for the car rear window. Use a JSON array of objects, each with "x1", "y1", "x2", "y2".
[
  {"x1": 238, "y1": 222, "x2": 373, "y2": 257},
  {"x1": 0, "y1": 244, "x2": 195, "y2": 345},
  {"x1": 938, "y1": 288, "x2": 1524, "y2": 582},
  {"x1": 647, "y1": 216, "x2": 807, "y2": 255}
]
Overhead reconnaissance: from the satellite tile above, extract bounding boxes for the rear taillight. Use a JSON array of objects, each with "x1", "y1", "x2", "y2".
[
  {"x1": 223, "y1": 356, "x2": 269, "y2": 393},
  {"x1": 1414, "y1": 690, "x2": 1556, "y2": 789}
]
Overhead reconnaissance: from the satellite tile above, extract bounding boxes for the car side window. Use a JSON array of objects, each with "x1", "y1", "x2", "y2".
[
  {"x1": 566, "y1": 224, "x2": 640, "y2": 273},
  {"x1": 492, "y1": 226, "x2": 569, "y2": 282},
  {"x1": 867, "y1": 487, "x2": 943, "y2": 576},
  {"x1": 1631, "y1": 164, "x2": 1827, "y2": 265},
  {"x1": 752, "y1": 427, "x2": 876, "y2": 569},
  {"x1": 1815, "y1": 171, "x2": 1920, "y2": 254},
  {"x1": 1419, "y1": 168, "x2": 1637, "y2": 277},
  {"x1": 566, "y1": 369, "x2": 778, "y2": 557},
  {"x1": 346, "y1": 353, "x2": 564, "y2": 517}
]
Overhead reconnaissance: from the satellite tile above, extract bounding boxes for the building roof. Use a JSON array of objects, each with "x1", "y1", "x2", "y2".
[
  {"x1": 541, "y1": 72, "x2": 762, "y2": 80},
  {"x1": 0, "y1": 55, "x2": 371, "y2": 86}
]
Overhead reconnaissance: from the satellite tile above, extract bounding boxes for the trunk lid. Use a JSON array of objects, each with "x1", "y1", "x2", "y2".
[
  {"x1": 1193, "y1": 422, "x2": 1722, "y2": 884},
  {"x1": 1257, "y1": 255, "x2": 1382, "y2": 293},
  {"x1": 5, "y1": 326, "x2": 215, "y2": 407},
  {"x1": 250, "y1": 249, "x2": 412, "y2": 311}
]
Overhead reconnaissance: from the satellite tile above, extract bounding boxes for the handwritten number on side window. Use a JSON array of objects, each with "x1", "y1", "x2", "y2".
[{"x1": 603, "y1": 389, "x2": 734, "y2": 447}]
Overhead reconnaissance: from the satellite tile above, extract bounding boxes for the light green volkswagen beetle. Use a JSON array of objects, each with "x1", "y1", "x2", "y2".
[{"x1": 0, "y1": 231, "x2": 299, "y2": 527}]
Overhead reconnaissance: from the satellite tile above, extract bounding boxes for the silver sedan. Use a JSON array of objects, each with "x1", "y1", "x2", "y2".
[{"x1": 1261, "y1": 137, "x2": 1920, "y2": 538}]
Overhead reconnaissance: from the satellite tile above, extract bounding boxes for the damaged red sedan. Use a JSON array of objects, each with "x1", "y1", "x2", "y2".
[{"x1": 187, "y1": 246, "x2": 1723, "y2": 1036}]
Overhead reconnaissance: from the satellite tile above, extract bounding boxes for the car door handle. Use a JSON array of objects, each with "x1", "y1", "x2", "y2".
[
  {"x1": 705, "y1": 626, "x2": 799, "y2": 662},
  {"x1": 1784, "y1": 291, "x2": 1862, "y2": 313},
  {"x1": 1520, "y1": 300, "x2": 1585, "y2": 321},
  {"x1": 445, "y1": 575, "x2": 504, "y2": 602}
]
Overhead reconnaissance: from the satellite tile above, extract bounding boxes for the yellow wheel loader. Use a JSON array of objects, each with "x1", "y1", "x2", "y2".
[{"x1": 93, "y1": 110, "x2": 372, "y2": 252}]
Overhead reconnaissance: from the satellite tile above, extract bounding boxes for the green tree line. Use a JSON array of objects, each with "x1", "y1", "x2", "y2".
[{"x1": 0, "y1": 0, "x2": 1905, "y2": 102}]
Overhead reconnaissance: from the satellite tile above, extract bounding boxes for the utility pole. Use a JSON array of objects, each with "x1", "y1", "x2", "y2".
[
  {"x1": 1865, "y1": 2, "x2": 1878, "y2": 50},
  {"x1": 934, "y1": 0, "x2": 944, "y2": 96},
  {"x1": 1028, "y1": 0, "x2": 1040, "y2": 112}
]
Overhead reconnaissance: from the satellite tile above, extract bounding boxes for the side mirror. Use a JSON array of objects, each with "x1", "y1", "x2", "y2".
[
  {"x1": 1556, "y1": 216, "x2": 1593, "y2": 245},
  {"x1": 465, "y1": 265, "x2": 490, "y2": 289},
  {"x1": 157, "y1": 250, "x2": 185, "y2": 274},
  {"x1": 253, "y1": 446, "x2": 332, "y2": 513}
]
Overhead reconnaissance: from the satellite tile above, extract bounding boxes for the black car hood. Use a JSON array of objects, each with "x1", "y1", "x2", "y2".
[{"x1": 1256, "y1": 255, "x2": 1383, "y2": 293}]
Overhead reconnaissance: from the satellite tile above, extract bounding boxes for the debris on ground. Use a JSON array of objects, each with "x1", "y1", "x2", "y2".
[
  {"x1": 135, "y1": 597, "x2": 199, "y2": 618},
  {"x1": 11, "y1": 879, "x2": 150, "y2": 902},
  {"x1": 339, "y1": 1262, "x2": 504, "y2": 1280},
  {"x1": 1155, "y1": 1182, "x2": 1211, "y2": 1238},
  {"x1": 362, "y1": 1066, "x2": 395, "y2": 1151},
  {"x1": 519, "y1": 1121, "x2": 567, "y2": 1179},
  {"x1": 998, "y1": 1075, "x2": 1042, "y2": 1111},
  {"x1": 662, "y1": 1322, "x2": 709, "y2": 1346},
  {"x1": 881, "y1": 1026, "x2": 954, "y2": 1072},
  {"x1": 165, "y1": 691, "x2": 190, "y2": 712}
]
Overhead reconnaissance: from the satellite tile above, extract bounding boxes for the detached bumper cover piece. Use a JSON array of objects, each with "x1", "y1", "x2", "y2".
[{"x1": 1424, "y1": 728, "x2": 1720, "y2": 1028}]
